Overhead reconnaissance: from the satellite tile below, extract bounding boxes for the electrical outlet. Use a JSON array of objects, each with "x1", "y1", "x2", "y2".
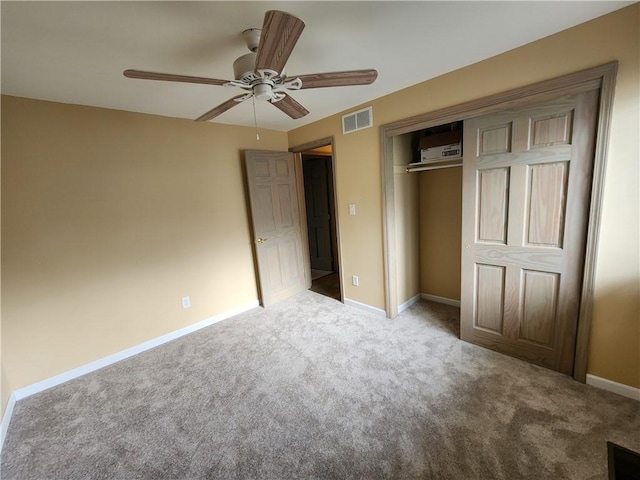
[
  {"x1": 181, "y1": 296, "x2": 191, "y2": 309},
  {"x1": 352, "y1": 275, "x2": 359, "y2": 286},
  {"x1": 349, "y1": 204, "x2": 356, "y2": 216}
]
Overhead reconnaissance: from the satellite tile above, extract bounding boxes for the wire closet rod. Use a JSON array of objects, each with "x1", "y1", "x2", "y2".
[{"x1": 406, "y1": 162, "x2": 462, "y2": 173}]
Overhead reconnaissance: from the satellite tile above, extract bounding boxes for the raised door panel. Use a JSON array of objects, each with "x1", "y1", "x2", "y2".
[
  {"x1": 478, "y1": 123, "x2": 512, "y2": 156},
  {"x1": 478, "y1": 168, "x2": 509, "y2": 244},
  {"x1": 529, "y1": 111, "x2": 573, "y2": 148},
  {"x1": 279, "y1": 238, "x2": 301, "y2": 283},
  {"x1": 475, "y1": 264, "x2": 505, "y2": 333},
  {"x1": 527, "y1": 162, "x2": 568, "y2": 247},
  {"x1": 277, "y1": 183, "x2": 294, "y2": 229},
  {"x1": 275, "y1": 158, "x2": 290, "y2": 177},
  {"x1": 253, "y1": 158, "x2": 271, "y2": 177},
  {"x1": 255, "y1": 185, "x2": 277, "y2": 234},
  {"x1": 520, "y1": 270, "x2": 559, "y2": 347},
  {"x1": 265, "y1": 243, "x2": 283, "y2": 288}
]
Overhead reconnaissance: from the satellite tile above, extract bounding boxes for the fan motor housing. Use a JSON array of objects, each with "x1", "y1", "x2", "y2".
[{"x1": 233, "y1": 53, "x2": 260, "y2": 82}]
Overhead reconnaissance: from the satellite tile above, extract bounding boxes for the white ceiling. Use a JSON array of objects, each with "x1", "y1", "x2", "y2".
[{"x1": 1, "y1": 1, "x2": 632, "y2": 131}]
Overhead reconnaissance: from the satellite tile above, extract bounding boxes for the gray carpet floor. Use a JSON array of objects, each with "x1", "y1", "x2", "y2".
[{"x1": 2, "y1": 291, "x2": 639, "y2": 479}]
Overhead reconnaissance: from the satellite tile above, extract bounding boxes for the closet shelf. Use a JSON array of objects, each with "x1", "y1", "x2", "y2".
[{"x1": 406, "y1": 159, "x2": 462, "y2": 173}]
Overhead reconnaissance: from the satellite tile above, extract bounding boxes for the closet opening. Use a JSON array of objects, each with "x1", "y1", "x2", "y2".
[{"x1": 393, "y1": 121, "x2": 463, "y2": 315}]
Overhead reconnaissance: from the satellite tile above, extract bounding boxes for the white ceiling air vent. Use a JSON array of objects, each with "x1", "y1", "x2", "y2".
[{"x1": 342, "y1": 106, "x2": 373, "y2": 134}]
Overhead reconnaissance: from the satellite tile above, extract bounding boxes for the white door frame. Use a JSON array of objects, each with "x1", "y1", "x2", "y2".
[{"x1": 380, "y1": 62, "x2": 618, "y2": 382}]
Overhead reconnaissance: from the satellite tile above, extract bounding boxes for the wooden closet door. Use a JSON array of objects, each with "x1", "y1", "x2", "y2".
[{"x1": 460, "y1": 91, "x2": 598, "y2": 374}]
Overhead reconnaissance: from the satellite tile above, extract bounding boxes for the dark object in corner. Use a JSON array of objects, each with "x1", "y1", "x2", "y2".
[{"x1": 608, "y1": 441, "x2": 640, "y2": 480}]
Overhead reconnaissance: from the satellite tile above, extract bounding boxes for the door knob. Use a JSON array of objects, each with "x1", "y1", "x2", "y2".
[{"x1": 257, "y1": 238, "x2": 268, "y2": 244}]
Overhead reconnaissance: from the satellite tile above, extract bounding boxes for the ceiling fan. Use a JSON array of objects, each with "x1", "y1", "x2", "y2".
[{"x1": 124, "y1": 10, "x2": 378, "y2": 122}]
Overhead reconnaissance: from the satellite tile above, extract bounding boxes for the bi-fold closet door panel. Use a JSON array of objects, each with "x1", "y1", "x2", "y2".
[{"x1": 460, "y1": 91, "x2": 599, "y2": 374}]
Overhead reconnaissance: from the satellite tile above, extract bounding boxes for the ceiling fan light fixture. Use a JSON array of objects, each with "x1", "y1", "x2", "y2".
[{"x1": 253, "y1": 82, "x2": 274, "y2": 101}]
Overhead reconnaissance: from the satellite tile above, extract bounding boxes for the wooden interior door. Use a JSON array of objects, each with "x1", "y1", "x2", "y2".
[
  {"x1": 461, "y1": 91, "x2": 599, "y2": 374},
  {"x1": 245, "y1": 150, "x2": 309, "y2": 307},
  {"x1": 303, "y1": 156, "x2": 334, "y2": 272}
]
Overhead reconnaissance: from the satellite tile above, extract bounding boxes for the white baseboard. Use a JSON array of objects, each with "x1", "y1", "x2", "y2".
[
  {"x1": 398, "y1": 294, "x2": 421, "y2": 314},
  {"x1": 344, "y1": 298, "x2": 387, "y2": 317},
  {"x1": 1, "y1": 299, "x2": 260, "y2": 450},
  {"x1": 13, "y1": 300, "x2": 259, "y2": 401},
  {"x1": 586, "y1": 374, "x2": 640, "y2": 401},
  {"x1": 345, "y1": 294, "x2": 458, "y2": 317},
  {"x1": 421, "y1": 293, "x2": 461, "y2": 308},
  {"x1": 0, "y1": 393, "x2": 17, "y2": 453}
]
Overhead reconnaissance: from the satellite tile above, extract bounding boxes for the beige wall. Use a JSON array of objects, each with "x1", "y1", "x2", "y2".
[
  {"x1": 393, "y1": 134, "x2": 420, "y2": 305},
  {"x1": 1, "y1": 96, "x2": 288, "y2": 412},
  {"x1": 419, "y1": 168, "x2": 462, "y2": 300},
  {"x1": 289, "y1": 5, "x2": 639, "y2": 388}
]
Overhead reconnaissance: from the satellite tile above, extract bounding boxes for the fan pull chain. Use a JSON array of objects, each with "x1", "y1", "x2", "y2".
[{"x1": 252, "y1": 96, "x2": 260, "y2": 141}]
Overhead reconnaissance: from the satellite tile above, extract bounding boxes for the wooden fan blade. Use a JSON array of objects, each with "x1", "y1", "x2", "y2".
[
  {"x1": 195, "y1": 95, "x2": 247, "y2": 122},
  {"x1": 292, "y1": 69, "x2": 378, "y2": 89},
  {"x1": 270, "y1": 93, "x2": 309, "y2": 119},
  {"x1": 254, "y1": 11, "x2": 305, "y2": 75},
  {"x1": 124, "y1": 69, "x2": 229, "y2": 86}
]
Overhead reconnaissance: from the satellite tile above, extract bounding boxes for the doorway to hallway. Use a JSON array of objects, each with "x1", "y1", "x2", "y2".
[{"x1": 299, "y1": 144, "x2": 341, "y2": 301}]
